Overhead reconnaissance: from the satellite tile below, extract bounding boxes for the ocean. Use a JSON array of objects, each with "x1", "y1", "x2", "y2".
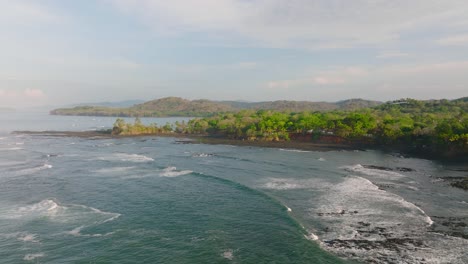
[{"x1": 0, "y1": 111, "x2": 467, "y2": 263}]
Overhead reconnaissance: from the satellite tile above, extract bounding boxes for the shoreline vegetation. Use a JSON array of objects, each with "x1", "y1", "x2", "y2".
[
  {"x1": 108, "y1": 97, "x2": 467, "y2": 159},
  {"x1": 16, "y1": 97, "x2": 468, "y2": 187},
  {"x1": 21, "y1": 97, "x2": 468, "y2": 159}
]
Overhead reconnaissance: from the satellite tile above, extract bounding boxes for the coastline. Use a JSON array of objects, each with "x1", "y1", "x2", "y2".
[
  {"x1": 12, "y1": 130, "x2": 356, "y2": 152},
  {"x1": 13, "y1": 129, "x2": 468, "y2": 164}
]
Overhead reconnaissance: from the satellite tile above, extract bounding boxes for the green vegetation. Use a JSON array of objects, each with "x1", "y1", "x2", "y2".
[
  {"x1": 111, "y1": 117, "x2": 175, "y2": 135},
  {"x1": 112, "y1": 98, "x2": 468, "y2": 158},
  {"x1": 52, "y1": 97, "x2": 233, "y2": 117},
  {"x1": 50, "y1": 97, "x2": 381, "y2": 117}
]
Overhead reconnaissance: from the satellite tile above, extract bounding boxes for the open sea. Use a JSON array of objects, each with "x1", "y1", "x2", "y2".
[{"x1": 0, "y1": 111, "x2": 467, "y2": 263}]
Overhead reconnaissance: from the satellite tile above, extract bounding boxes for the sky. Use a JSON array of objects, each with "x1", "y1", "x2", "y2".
[{"x1": 0, "y1": 0, "x2": 468, "y2": 108}]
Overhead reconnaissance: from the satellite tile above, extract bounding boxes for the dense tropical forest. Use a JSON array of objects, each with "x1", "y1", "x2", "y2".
[
  {"x1": 112, "y1": 97, "x2": 467, "y2": 159},
  {"x1": 50, "y1": 97, "x2": 382, "y2": 117}
]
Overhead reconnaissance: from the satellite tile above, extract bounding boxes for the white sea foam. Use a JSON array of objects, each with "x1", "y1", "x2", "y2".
[
  {"x1": 163, "y1": 166, "x2": 177, "y2": 172},
  {"x1": 192, "y1": 153, "x2": 213, "y2": 158},
  {"x1": 3, "y1": 199, "x2": 120, "y2": 238},
  {"x1": 17, "y1": 233, "x2": 39, "y2": 243},
  {"x1": 95, "y1": 166, "x2": 135, "y2": 174},
  {"x1": 159, "y1": 167, "x2": 193, "y2": 177},
  {"x1": 262, "y1": 179, "x2": 302, "y2": 190},
  {"x1": 318, "y1": 157, "x2": 326, "y2": 161},
  {"x1": 431, "y1": 178, "x2": 444, "y2": 183},
  {"x1": 406, "y1": 185, "x2": 420, "y2": 191},
  {"x1": 260, "y1": 178, "x2": 332, "y2": 190},
  {"x1": 66, "y1": 226, "x2": 114, "y2": 237},
  {"x1": 12, "y1": 199, "x2": 60, "y2": 218},
  {"x1": 0, "y1": 147, "x2": 23, "y2": 151},
  {"x1": 342, "y1": 164, "x2": 406, "y2": 179},
  {"x1": 116, "y1": 153, "x2": 154, "y2": 162},
  {"x1": 304, "y1": 232, "x2": 319, "y2": 241},
  {"x1": 11, "y1": 164, "x2": 53, "y2": 176},
  {"x1": 316, "y1": 176, "x2": 432, "y2": 227},
  {"x1": 0, "y1": 232, "x2": 40, "y2": 243},
  {"x1": 279, "y1": 148, "x2": 311, "y2": 153},
  {"x1": 222, "y1": 249, "x2": 234, "y2": 260},
  {"x1": 23, "y1": 253, "x2": 45, "y2": 261},
  {"x1": 99, "y1": 153, "x2": 154, "y2": 162},
  {"x1": 311, "y1": 176, "x2": 445, "y2": 263}
]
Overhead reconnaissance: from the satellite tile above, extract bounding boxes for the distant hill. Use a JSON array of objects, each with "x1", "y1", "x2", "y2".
[
  {"x1": 51, "y1": 96, "x2": 468, "y2": 117},
  {"x1": 51, "y1": 97, "x2": 233, "y2": 117},
  {"x1": 452, "y1": 96, "x2": 468, "y2": 103},
  {"x1": 336, "y1": 99, "x2": 383, "y2": 110},
  {"x1": 131, "y1": 97, "x2": 233, "y2": 116},
  {"x1": 69, "y1": 99, "x2": 145, "y2": 108},
  {"x1": 50, "y1": 97, "x2": 384, "y2": 117}
]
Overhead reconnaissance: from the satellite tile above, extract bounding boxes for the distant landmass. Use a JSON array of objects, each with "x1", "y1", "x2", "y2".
[
  {"x1": 67, "y1": 99, "x2": 145, "y2": 108},
  {"x1": 45, "y1": 96, "x2": 468, "y2": 161},
  {"x1": 50, "y1": 97, "x2": 382, "y2": 117}
]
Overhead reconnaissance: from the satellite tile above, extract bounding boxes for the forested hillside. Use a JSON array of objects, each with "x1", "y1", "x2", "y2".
[
  {"x1": 50, "y1": 97, "x2": 382, "y2": 117},
  {"x1": 112, "y1": 98, "x2": 468, "y2": 159}
]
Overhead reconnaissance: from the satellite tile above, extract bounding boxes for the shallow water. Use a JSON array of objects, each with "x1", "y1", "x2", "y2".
[{"x1": 0, "y1": 111, "x2": 467, "y2": 263}]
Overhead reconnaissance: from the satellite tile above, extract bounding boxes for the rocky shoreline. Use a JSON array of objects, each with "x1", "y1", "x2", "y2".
[
  {"x1": 13, "y1": 130, "x2": 468, "y2": 191},
  {"x1": 13, "y1": 130, "x2": 356, "y2": 151}
]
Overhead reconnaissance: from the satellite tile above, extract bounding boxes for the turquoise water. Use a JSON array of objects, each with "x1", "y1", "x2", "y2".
[{"x1": 0, "y1": 112, "x2": 467, "y2": 263}]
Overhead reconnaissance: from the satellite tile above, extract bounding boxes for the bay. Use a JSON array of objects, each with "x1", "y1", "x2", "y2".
[{"x1": 0, "y1": 111, "x2": 467, "y2": 263}]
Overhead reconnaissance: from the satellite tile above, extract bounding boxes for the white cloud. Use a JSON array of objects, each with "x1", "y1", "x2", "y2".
[
  {"x1": 24, "y1": 88, "x2": 45, "y2": 98},
  {"x1": 0, "y1": 88, "x2": 47, "y2": 107},
  {"x1": 0, "y1": 1, "x2": 63, "y2": 25},
  {"x1": 376, "y1": 51, "x2": 410, "y2": 59},
  {"x1": 107, "y1": 0, "x2": 468, "y2": 49},
  {"x1": 266, "y1": 66, "x2": 369, "y2": 89},
  {"x1": 387, "y1": 61, "x2": 468, "y2": 75},
  {"x1": 436, "y1": 34, "x2": 468, "y2": 46},
  {"x1": 264, "y1": 60, "x2": 468, "y2": 100},
  {"x1": 313, "y1": 77, "x2": 344, "y2": 85}
]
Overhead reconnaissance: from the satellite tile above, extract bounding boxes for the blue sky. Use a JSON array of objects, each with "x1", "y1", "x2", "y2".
[{"x1": 1, "y1": 0, "x2": 467, "y2": 107}]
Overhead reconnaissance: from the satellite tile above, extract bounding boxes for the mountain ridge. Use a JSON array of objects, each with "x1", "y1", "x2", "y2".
[
  {"x1": 50, "y1": 96, "x2": 467, "y2": 117},
  {"x1": 50, "y1": 97, "x2": 384, "y2": 117}
]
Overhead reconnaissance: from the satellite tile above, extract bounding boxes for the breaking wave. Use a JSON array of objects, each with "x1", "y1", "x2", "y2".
[
  {"x1": 95, "y1": 166, "x2": 135, "y2": 174},
  {"x1": 159, "y1": 167, "x2": 193, "y2": 177},
  {"x1": 308, "y1": 176, "x2": 468, "y2": 263},
  {"x1": 9, "y1": 164, "x2": 53, "y2": 177},
  {"x1": 222, "y1": 249, "x2": 234, "y2": 260},
  {"x1": 192, "y1": 153, "x2": 213, "y2": 158},
  {"x1": 260, "y1": 178, "x2": 333, "y2": 190},
  {"x1": 114, "y1": 153, "x2": 154, "y2": 162},
  {"x1": 0, "y1": 147, "x2": 23, "y2": 151},
  {"x1": 99, "y1": 153, "x2": 154, "y2": 163},
  {"x1": 279, "y1": 148, "x2": 311, "y2": 153},
  {"x1": 342, "y1": 164, "x2": 406, "y2": 179},
  {"x1": 2, "y1": 199, "x2": 120, "y2": 237},
  {"x1": 23, "y1": 253, "x2": 45, "y2": 261}
]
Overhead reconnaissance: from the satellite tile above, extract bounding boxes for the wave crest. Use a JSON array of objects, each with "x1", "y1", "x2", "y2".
[{"x1": 159, "y1": 167, "x2": 193, "y2": 177}]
